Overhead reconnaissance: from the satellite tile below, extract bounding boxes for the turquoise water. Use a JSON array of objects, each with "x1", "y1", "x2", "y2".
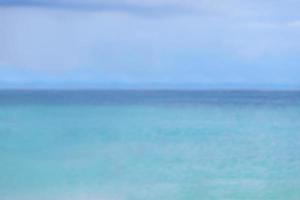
[{"x1": 0, "y1": 91, "x2": 300, "y2": 200}]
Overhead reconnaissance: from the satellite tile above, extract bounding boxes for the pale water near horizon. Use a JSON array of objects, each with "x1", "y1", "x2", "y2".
[{"x1": 0, "y1": 91, "x2": 300, "y2": 200}]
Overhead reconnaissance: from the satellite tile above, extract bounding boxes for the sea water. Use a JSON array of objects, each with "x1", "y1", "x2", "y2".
[{"x1": 0, "y1": 90, "x2": 300, "y2": 200}]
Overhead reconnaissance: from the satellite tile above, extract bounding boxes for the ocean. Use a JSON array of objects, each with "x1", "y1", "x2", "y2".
[{"x1": 0, "y1": 90, "x2": 300, "y2": 200}]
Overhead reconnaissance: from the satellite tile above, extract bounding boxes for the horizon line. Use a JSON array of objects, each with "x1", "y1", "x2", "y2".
[{"x1": 0, "y1": 88, "x2": 300, "y2": 92}]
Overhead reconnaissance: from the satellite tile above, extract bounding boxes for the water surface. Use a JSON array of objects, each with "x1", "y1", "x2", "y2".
[{"x1": 0, "y1": 90, "x2": 300, "y2": 200}]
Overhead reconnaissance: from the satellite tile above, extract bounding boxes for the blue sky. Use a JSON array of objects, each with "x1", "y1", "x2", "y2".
[{"x1": 0, "y1": 0, "x2": 300, "y2": 89}]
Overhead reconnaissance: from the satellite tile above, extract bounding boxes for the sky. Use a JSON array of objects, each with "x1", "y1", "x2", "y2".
[{"x1": 1, "y1": 0, "x2": 300, "y2": 89}]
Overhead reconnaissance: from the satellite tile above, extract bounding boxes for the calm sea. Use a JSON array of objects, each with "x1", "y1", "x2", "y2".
[{"x1": 0, "y1": 90, "x2": 300, "y2": 200}]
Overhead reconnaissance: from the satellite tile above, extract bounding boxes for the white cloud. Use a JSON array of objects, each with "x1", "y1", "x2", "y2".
[{"x1": 1, "y1": 5, "x2": 300, "y2": 71}]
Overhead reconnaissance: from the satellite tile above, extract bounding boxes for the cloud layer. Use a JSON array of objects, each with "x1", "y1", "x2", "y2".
[{"x1": 1, "y1": 0, "x2": 300, "y2": 88}]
